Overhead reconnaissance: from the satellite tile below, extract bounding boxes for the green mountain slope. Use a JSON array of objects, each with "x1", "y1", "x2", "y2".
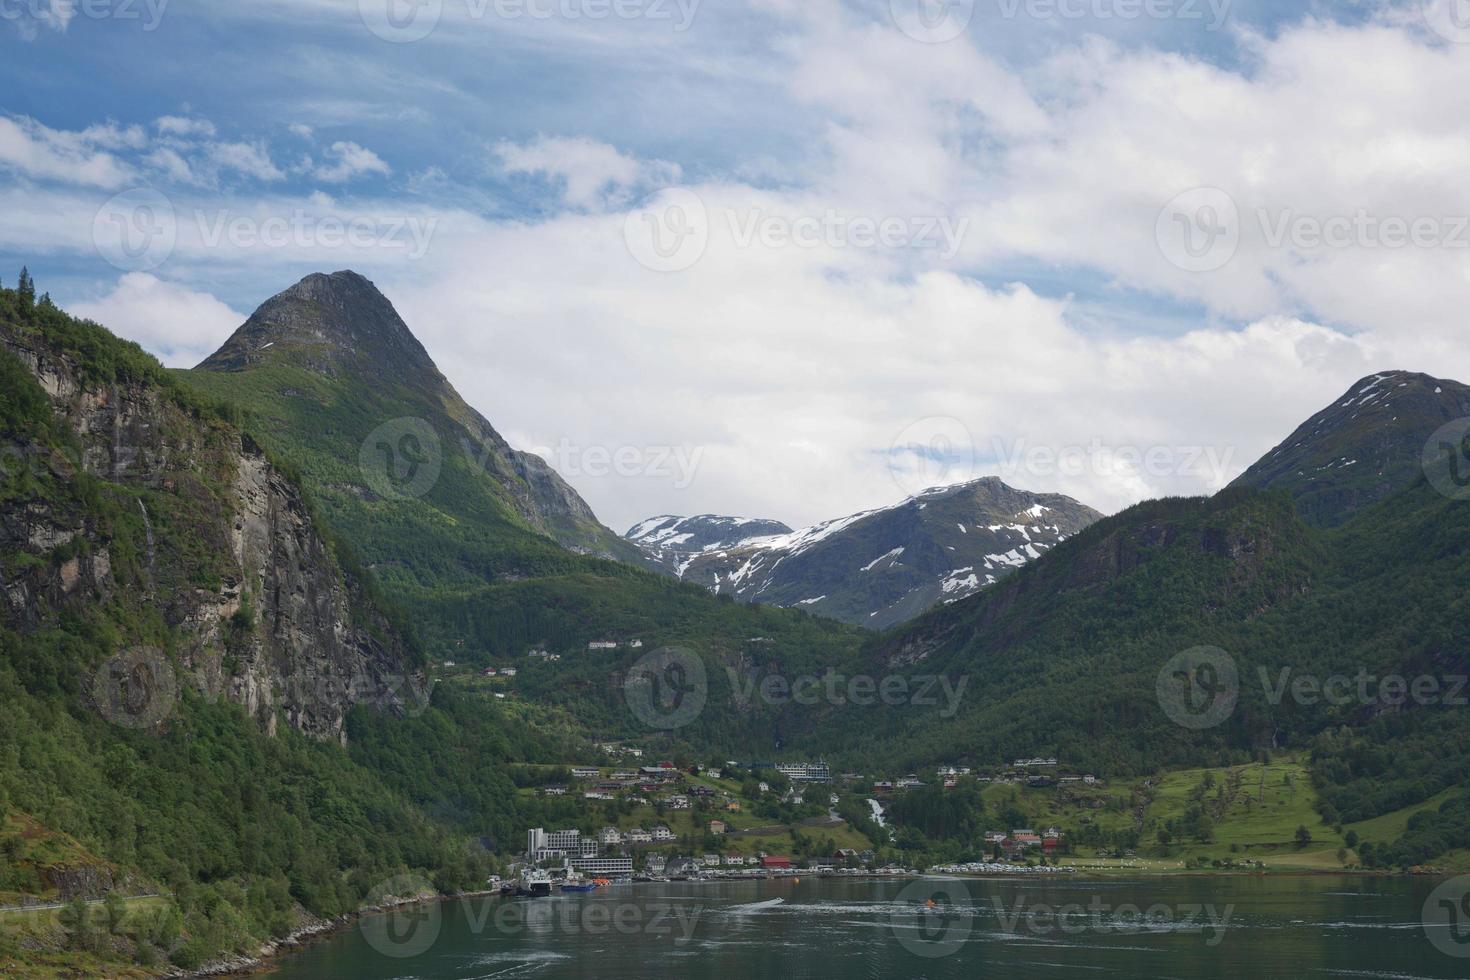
[
  {"x1": 789, "y1": 376, "x2": 1470, "y2": 866},
  {"x1": 180, "y1": 271, "x2": 870, "y2": 740},
  {"x1": 0, "y1": 278, "x2": 515, "y2": 972}
]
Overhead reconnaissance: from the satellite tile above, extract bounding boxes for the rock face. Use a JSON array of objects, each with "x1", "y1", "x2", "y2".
[
  {"x1": 0, "y1": 323, "x2": 422, "y2": 743},
  {"x1": 1230, "y1": 371, "x2": 1470, "y2": 526},
  {"x1": 625, "y1": 478, "x2": 1103, "y2": 629}
]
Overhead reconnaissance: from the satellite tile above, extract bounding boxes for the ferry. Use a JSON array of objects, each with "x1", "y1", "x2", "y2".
[{"x1": 517, "y1": 869, "x2": 553, "y2": 897}]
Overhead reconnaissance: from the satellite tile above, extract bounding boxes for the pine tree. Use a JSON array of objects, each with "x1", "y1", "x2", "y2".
[{"x1": 16, "y1": 266, "x2": 34, "y2": 307}]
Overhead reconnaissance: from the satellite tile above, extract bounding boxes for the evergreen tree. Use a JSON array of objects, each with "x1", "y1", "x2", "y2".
[{"x1": 16, "y1": 267, "x2": 34, "y2": 307}]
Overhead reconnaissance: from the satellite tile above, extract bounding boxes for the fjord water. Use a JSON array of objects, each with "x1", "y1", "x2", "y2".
[{"x1": 267, "y1": 875, "x2": 1467, "y2": 979}]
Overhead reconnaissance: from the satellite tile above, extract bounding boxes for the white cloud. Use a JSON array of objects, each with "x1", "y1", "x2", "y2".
[
  {"x1": 155, "y1": 116, "x2": 217, "y2": 139},
  {"x1": 313, "y1": 141, "x2": 390, "y2": 183},
  {"x1": 288, "y1": 123, "x2": 314, "y2": 140},
  {"x1": 0, "y1": 116, "x2": 136, "y2": 188},
  {"x1": 206, "y1": 141, "x2": 285, "y2": 182},
  {"x1": 70, "y1": 274, "x2": 245, "y2": 368},
  {"x1": 21, "y1": 8, "x2": 1470, "y2": 533},
  {"x1": 496, "y1": 136, "x2": 680, "y2": 210}
]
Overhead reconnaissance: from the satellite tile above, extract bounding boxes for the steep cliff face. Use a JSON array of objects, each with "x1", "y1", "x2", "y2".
[{"x1": 0, "y1": 315, "x2": 421, "y2": 743}]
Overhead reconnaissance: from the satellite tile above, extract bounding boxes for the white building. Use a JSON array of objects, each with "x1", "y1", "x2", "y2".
[
  {"x1": 571, "y1": 855, "x2": 633, "y2": 876},
  {"x1": 652, "y1": 826, "x2": 675, "y2": 841}
]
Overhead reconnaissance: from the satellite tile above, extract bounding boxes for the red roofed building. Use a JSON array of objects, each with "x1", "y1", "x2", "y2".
[{"x1": 761, "y1": 855, "x2": 792, "y2": 869}]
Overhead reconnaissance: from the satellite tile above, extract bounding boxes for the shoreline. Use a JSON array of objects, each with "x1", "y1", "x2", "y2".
[{"x1": 180, "y1": 889, "x2": 502, "y2": 980}]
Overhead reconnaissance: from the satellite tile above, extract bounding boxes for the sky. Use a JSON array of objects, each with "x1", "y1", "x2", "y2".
[{"x1": 4, "y1": 0, "x2": 1470, "y2": 533}]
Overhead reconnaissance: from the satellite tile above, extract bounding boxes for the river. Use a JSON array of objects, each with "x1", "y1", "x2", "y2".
[{"x1": 265, "y1": 874, "x2": 1470, "y2": 978}]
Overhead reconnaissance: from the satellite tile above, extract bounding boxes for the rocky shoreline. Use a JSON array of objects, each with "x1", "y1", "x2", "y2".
[{"x1": 178, "y1": 889, "x2": 501, "y2": 979}]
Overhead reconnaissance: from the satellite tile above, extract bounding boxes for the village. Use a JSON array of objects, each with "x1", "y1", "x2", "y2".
[{"x1": 507, "y1": 754, "x2": 1100, "y2": 889}]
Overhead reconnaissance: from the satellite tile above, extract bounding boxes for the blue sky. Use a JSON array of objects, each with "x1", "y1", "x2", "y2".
[{"x1": 3, "y1": 0, "x2": 1469, "y2": 530}]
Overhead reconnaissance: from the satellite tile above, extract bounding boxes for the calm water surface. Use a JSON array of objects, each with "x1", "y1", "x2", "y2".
[{"x1": 266, "y1": 875, "x2": 1470, "y2": 979}]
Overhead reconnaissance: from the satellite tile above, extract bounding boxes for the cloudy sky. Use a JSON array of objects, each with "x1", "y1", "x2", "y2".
[{"x1": 5, "y1": 0, "x2": 1470, "y2": 533}]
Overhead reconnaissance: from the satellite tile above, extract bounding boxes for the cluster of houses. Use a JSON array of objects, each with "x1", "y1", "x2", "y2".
[
  {"x1": 480, "y1": 665, "x2": 518, "y2": 677},
  {"x1": 868, "y1": 760, "x2": 1100, "y2": 794},
  {"x1": 984, "y1": 827, "x2": 1067, "y2": 861},
  {"x1": 525, "y1": 823, "x2": 878, "y2": 878},
  {"x1": 542, "y1": 763, "x2": 748, "y2": 812}
]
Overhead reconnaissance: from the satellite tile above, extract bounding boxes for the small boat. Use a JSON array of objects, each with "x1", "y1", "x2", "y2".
[{"x1": 559, "y1": 871, "x2": 598, "y2": 893}]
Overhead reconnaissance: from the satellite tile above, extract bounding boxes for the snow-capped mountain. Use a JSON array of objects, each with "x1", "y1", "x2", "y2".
[
  {"x1": 627, "y1": 515, "x2": 795, "y2": 568},
  {"x1": 1231, "y1": 370, "x2": 1470, "y2": 526},
  {"x1": 625, "y1": 477, "x2": 1102, "y2": 629}
]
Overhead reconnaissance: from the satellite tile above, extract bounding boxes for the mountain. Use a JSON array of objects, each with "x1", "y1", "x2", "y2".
[
  {"x1": 0, "y1": 278, "x2": 499, "y2": 972},
  {"x1": 624, "y1": 478, "x2": 1103, "y2": 629},
  {"x1": 783, "y1": 371, "x2": 1470, "y2": 865},
  {"x1": 628, "y1": 514, "x2": 795, "y2": 559},
  {"x1": 195, "y1": 270, "x2": 641, "y2": 564},
  {"x1": 1230, "y1": 370, "x2": 1470, "y2": 526}
]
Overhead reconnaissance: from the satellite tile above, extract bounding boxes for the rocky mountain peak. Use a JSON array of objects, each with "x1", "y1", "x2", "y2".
[
  {"x1": 1231, "y1": 370, "x2": 1470, "y2": 526},
  {"x1": 197, "y1": 270, "x2": 438, "y2": 380}
]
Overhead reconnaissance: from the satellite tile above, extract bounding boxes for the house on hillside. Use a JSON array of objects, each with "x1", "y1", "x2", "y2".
[{"x1": 709, "y1": 820, "x2": 727, "y2": 835}]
